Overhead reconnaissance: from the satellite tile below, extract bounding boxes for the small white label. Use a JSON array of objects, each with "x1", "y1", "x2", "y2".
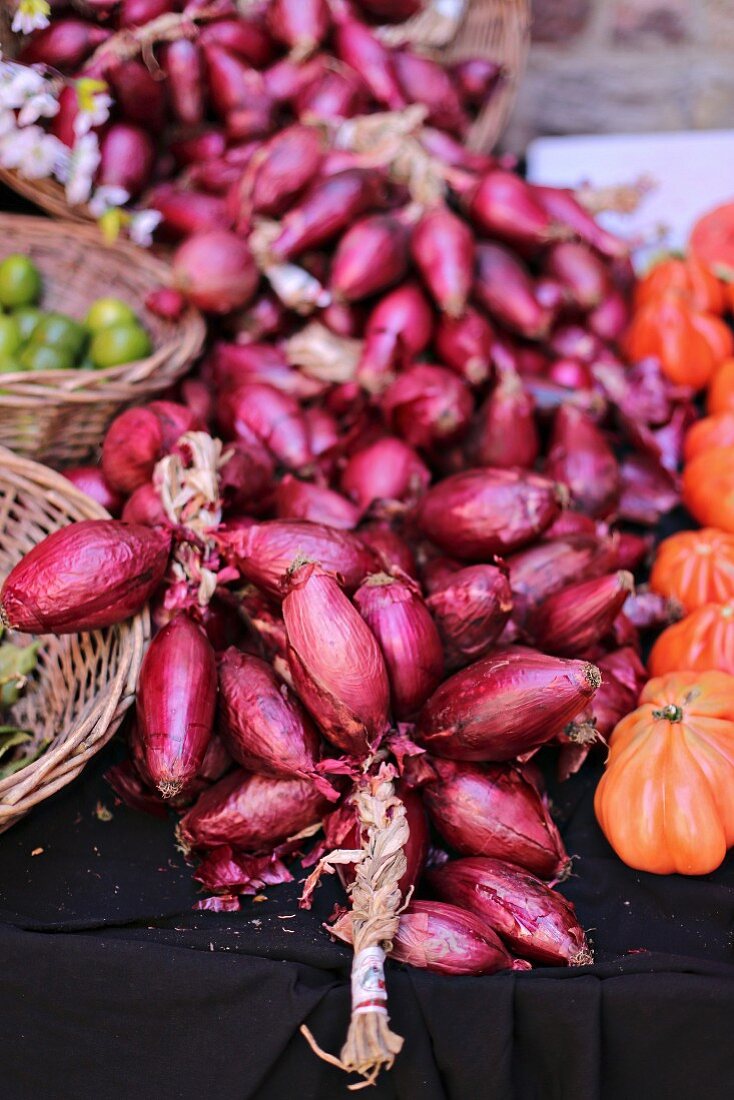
[{"x1": 351, "y1": 946, "x2": 388, "y2": 1017}]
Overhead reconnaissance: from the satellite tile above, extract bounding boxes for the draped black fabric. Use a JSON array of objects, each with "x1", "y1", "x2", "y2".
[{"x1": 1, "y1": 741, "x2": 733, "y2": 1100}]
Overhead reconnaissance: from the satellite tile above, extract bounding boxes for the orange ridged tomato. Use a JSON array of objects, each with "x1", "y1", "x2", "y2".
[
  {"x1": 624, "y1": 294, "x2": 719, "y2": 388},
  {"x1": 595, "y1": 670, "x2": 734, "y2": 875},
  {"x1": 648, "y1": 603, "x2": 734, "y2": 676},
  {"x1": 682, "y1": 447, "x2": 734, "y2": 531},
  {"x1": 650, "y1": 528, "x2": 734, "y2": 612},
  {"x1": 688, "y1": 310, "x2": 734, "y2": 363},
  {"x1": 708, "y1": 358, "x2": 734, "y2": 415},
  {"x1": 635, "y1": 254, "x2": 726, "y2": 314},
  {"x1": 684, "y1": 412, "x2": 734, "y2": 462},
  {"x1": 690, "y1": 202, "x2": 734, "y2": 278}
]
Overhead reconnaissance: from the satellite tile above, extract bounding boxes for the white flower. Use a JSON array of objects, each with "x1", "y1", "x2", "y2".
[
  {"x1": 2, "y1": 126, "x2": 67, "y2": 180},
  {"x1": 0, "y1": 124, "x2": 42, "y2": 169},
  {"x1": 64, "y1": 131, "x2": 100, "y2": 206},
  {"x1": 73, "y1": 79, "x2": 112, "y2": 137},
  {"x1": 128, "y1": 208, "x2": 162, "y2": 247},
  {"x1": 88, "y1": 185, "x2": 130, "y2": 218},
  {"x1": 17, "y1": 91, "x2": 58, "y2": 126},
  {"x1": 11, "y1": 0, "x2": 51, "y2": 36},
  {"x1": 0, "y1": 110, "x2": 16, "y2": 138},
  {"x1": 0, "y1": 63, "x2": 46, "y2": 110}
]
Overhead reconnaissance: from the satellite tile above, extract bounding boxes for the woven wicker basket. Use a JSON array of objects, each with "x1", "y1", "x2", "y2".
[
  {"x1": 0, "y1": 447, "x2": 148, "y2": 833},
  {"x1": 0, "y1": 0, "x2": 530, "y2": 220},
  {"x1": 0, "y1": 214, "x2": 205, "y2": 466}
]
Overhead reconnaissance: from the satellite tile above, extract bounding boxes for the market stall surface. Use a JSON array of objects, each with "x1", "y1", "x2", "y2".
[{"x1": 1, "y1": 734, "x2": 732, "y2": 1100}]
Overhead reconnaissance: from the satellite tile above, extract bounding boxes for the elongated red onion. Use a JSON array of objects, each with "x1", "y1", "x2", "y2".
[
  {"x1": 565, "y1": 646, "x2": 645, "y2": 742},
  {"x1": 618, "y1": 454, "x2": 680, "y2": 526},
  {"x1": 97, "y1": 123, "x2": 154, "y2": 199},
  {"x1": 381, "y1": 364, "x2": 473, "y2": 451},
  {"x1": 417, "y1": 468, "x2": 562, "y2": 559},
  {"x1": 19, "y1": 19, "x2": 109, "y2": 69},
  {"x1": 474, "y1": 243, "x2": 551, "y2": 339},
  {"x1": 452, "y1": 58, "x2": 503, "y2": 105},
  {"x1": 542, "y1": 512, "x2": 600, "y2": 539},
  {"x1": 275, "y1": 475, "x2": 360, "y2": 529},
  {"x1": 470, "y1": 170, "x2": 558, "y2": 246},
  {"x1": 545, "y1": 406, "x2": 620, "y2": 519},
  {"x1": 109, "y1": 59, "x2": 166, "y2": 132},
  {"x1": 331, "y1": 213, "x2": 409, "y2": 302},
  {"x1": 169, "y1": 131, "x2": 226, "y2": 167},
  {"x1": 357, "y1": 522, "x2": 417, "y2": 579},
  {"x1": 341, "y1": 436, "x2": 430, "y2": 514},
  {"x1": 149, "y1": 186, "x2": 232, "y2": 239},
  {"x1": 507, "y1": 534, "x2": 620, "y2": 627},
  {"x1": 381, "y1": 901, "x2": 518, "y2": 974},
  {"x1": 147, "y1": 400, "x2": 198, "y2": 450},
  {"x1": 588, "y1": 288, "x2": 629, "y2": 342},
  {"x1": 434, "y1": 308, "x2": 494, "y2": 386},
  {"x1": 63, "y1": 466, "x2": 123, "y2": 517},
  {"x1": 283, "y1": 562, "x2": 390, "y2": 754},
  {"x1": 354, "y1": 572, "x2": 443, "y2": 718},
  {"x1": 410, "y1": 206, "x2": 474, "y2": 319},
  {"x1": 160, "y1": 40, "x2": 205, "y2": 126},
  {"x1": 105, "y1": 758, "x2": 167, "y2": 820},
  {"x1": 467, "y1": 370, "x2": 539, "y2": 469},
  {"x1": 1, "y1": 520, "x2": 170, "y2": 634},
  {"x1": 134, "y1": 614, "x2": 216, "y2": 798},
  {"x1": 548, "y1": 323, "x2": 603, "y2": 364},
  {"x1": 222, "y1": 519, "x2": 376, "y2": 596},
  {"x1": 199, "y1": 18, "x2": 274, "y2": 67},
  {"x1": 304, "y1": 406, "x2": 339, "y2": 457},
  {"x1": 429, "y1": 857, "x2": 591, "y2": 965},
  {"x1": 333, "y1": 15, "x2": 406, "y2": 110},
  {"x1": 532, "y1": 185, "x2": 628, "y2": 259},
  {"x1": 179, "y1": 769, "x2": 329, "y2": 851},
  {"x1": 173, "y1": 231, "x2": 258, "y2": 314},
  {"x1": 529, "y1": 571, "x2": 634, "y2": 657},
  {"x1": 121, "y1": 482, "x2": 168, "y2": 527},
  {"x1": 622, "y1": 589, "x2": 683, "y2": 631},
  {"x1": 118, "y1": 0, "x2": 172, "y2": 26},
  {"x1": 548, "y1": 358, "x2": 593, "y2": 391},
  {"x1": 214, "y1": 344, "x2": 323, "y2": 400},
  {"x1": 242, "y1": 125, "x2": 324, "y2": 219},
  {"x1": 217, "y1": 648, "x2": 321, "y2": 779},
  {"x1": 267, "y1": 0, "x2": 330, "y2": 59},
  {"x1": 101, "y1": 407, "x2": 162, "y2": 495},
  {"x1": 545, "y1": 242, "x2": 609, "y2": 309},
  {"x1": 203, "y1": 43, "x2": 270, "y2": 119},
  {"x1": 393, "y1": 49, "x2": 468, "y2": 135},
  {"x1": 217, "y1": 383, "x2": 312, "y2": 470},
  {"x1": 295, "y1": 66, "x2": 368, "y2": 120},
  {"x1": 268, "y1": 169, "x2": 382, "y2": 262},
  {"x1": 422, "y1": 758, "x2": 570, "y2": 879},
  {"x1": 426, "y1": 564, "x2": 513, "y2": 670},
  {"x1": 420, "y1": 127, "x2": 496, "y2": 174},
  {"x1": 145, "y1": 287, "x2": 186, "y2": 322},
  {"x1": 217, "y1": 437, "x2": 275, "y2": 517},
  {"x1": 357, "y1": 282, "x2": 434, "y2": 392}
]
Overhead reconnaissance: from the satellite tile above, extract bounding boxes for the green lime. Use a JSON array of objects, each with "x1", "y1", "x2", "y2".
[
  {"x1": 85, "y1": 296, "x2": 138, "y2": 332},
  {"x1": 19, "y1": 344, "x2": 75, "y2": 371},
  {"x1": 0, "y1": 315, "x2": 21, "y2": 357},
  {"x1": 0, "y1": 356, "x2": 22, "y2": 373},
  {"x1": 13, "y1": 306, "x2": 42, "y2": 342},
  {"x1": 30, "y1": 312, "x2": 87, "y2": 358},
  {"x1": 89, "y1": 324, "x2": 151, "y2": 369},
  {"x1": 0, "y1": 254, "x2": 42, "y2": 308}
]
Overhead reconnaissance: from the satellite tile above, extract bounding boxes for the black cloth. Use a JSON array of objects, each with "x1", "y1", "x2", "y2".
[{"x1": 1, "y1": 737, "x2": 733, "y2": 1100}]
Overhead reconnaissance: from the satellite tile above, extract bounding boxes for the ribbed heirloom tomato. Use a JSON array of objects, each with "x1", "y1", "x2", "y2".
[
  {"x1": 635, "y1": 254, "x2": 726, "y2": 314},
  {"x1": 650, "y1": 529, "x2": 734, "y2": 613},
  {"x1": 595, "y1": 670, "x2": 734, "y2": 875},
  {"x1": 682, "y1": 446, "x2": 734, "y2": 531},
  {"x1": 684, "y1": 412, "x2": 734, "y2": 461},
  {"x1": 649, "y1": 603, "x2": 734, "y2": 676},
  {"x1": 624, "y1": 293, "x2": 723, "y2": 388},
  {"x1": 708, "y1": 359, "x2": 734, "y2": 415}
]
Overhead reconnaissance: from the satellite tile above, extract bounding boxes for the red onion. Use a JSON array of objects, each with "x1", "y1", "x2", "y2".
[
  {"x1": 217, "y1": 648, "x2": 322, "y2": 780},
  {"x1": 532, "y1": 185, "x2": 629, "y2": 259},
  {"x1": 357, "y1": 282, "x2": 434, "y2": 392},
  {"x1": 217, "y1": 383, "x2": 312, "y2": 471},
  {"x1": 121, "y1": 483, "x2": 168, "y2": 527},
  {"x1": 426, "y1": 564, "x2": 513, "y2": 670},
  {"x1": 524, "y1": 378, "x2": 604, "y2": 419},
  {"x1": 214, "y1": 344, "x2": 323, "y2": 400},
  {"x1": 169, "y1": 131, "x2": 227, "y2": 167},
  {"x1": 218, "y1": 438, "x2": 275, "y2": 517},
  {"x1": 160, "y1": 40, "x2": 205, "y2": 126},
  {"x1": 319, "y1": 300, "x2": 367, "y2": 338},
  {"x1": 242, "y1": 125, "x2": 324, "y2": 219},
  {"x1": 508, "y1": 534, "x2": 620, "y2": 628},
  {"x1": 358, "y1": 522, "x2": 417, "y2": 578},
  {"x1": 545, "y1": 406, "x2": 620, "y2": 518},
  {"x1": 545, "y1": 242, "x2": 609, "y2": 310},
  {"x1": 173, "y1": 231, "x2": 258, "y2": 314},
  {"x1": 199, "y1": 18, "x2": 274, "y2": 68},
  {"x1": 275, "y1": 475, "x2": 360, "y2": 529},
  {"x1": 236, "y1": 292, "x2": 288, "y2": 344},
  {"x1": 529, "y1": 571, "x2": 634, "y2": 657},
  {"x1": 305, "y1": 406, "x2": 339, "y2": 456},
  {"x1": 222, "y1": 519, "x2": 376, "y2": 596},
  {"x1": 49, "y1": 85, "x2": 81, "y2": 148},
  {"x1": 331, "y1": 213, "x2": 409, "y2": 302},
  {"x1": 108, "y1": 59, "x2": 166, "y2": 132},
  {"x1": 588, "y1": 288, "x2": 630, "y2": 342},
  {"x1": 417, "y1": 647, "x2": 600, "y2": 762},
  {"x1": 615, "y1": 531, "x2": 652, "y2": 571},
  {"x1": 102, "y1": 407, "x2": 162, "y2": 495},
  {"x1": 474, "y1": 243, "x2": 551, "y2": 339},
  {"x1": 145, "y1": 287, "x2": 186, "y2": 321},
  {"x1": 566, "y1": 646, "x2": 646, "y2": 742},
  {"x1": 381, "y1": 364, "x2": 473, "y2": 451},
  {"x1": 19, "y1": 19, "x2": 109, "y2": 69},
  {"x1": 295, "y1": 66, "x2": 368, "y2": 120},
  {"x1": 179, "y1": 769, "x2": 329, "y2": 851},
  {"x1": 467, "y1": 370, "x2": 539, "y2": 469},
  {"x1": 452, "y1": 58, "x2": 503, "y2": 105},
  {"x1": 134, "y1": 614, "x2": 216, "y2": 798},
  {"x1": 105, "y1": 758, "x2": 167, "y2": 820},
  {"x1": 422, "y1": 758, "x2": 571, "y2": 879},
  {"x1": 411, "y1": 206, "x2": 474, "y2": 319},
  {"x1": 341, "y1": 436, "x2": 430, "y2": 514},
  {"x1": 264, "y1": 55, "x2": 329, "y2": 101},
  {"x1": 547, "y1": 358, "x2": 593, "y2": 390},
  {"x1": 267, "y1": 0, "x2": 330, "y2": 59},
  {"x1": 283, "y1": 562, "x2": 390, "y2": 754},
  {"x1": 470, "y1": 170, "x2": 558, "y2": 246},
  {"x1": 420, "y1": 127, "x2": 496, "y2": 174},
  {"x1": 63, "y1": 466, "x2": 123, "y2": 517},
  {"x1": 268, "y1": 169, "x2": 382, "y2": 262},
  {"x1": 204, "y1": 43, "x2": 270, "y2": 119},
  {"x1": 417, "y1": 468, "x2": 562, "y2": 559},
  {"x1": 429, "y1": 857, "x2": 591, "y2": 965},
  {"x1": 118, "y1": 0, "x2": 172, "y2": 26},
  {"x1": 542, "y1": 512, "x2": 600, "y2": 539},
  {"x1": 97, "y1": 123, "x2": 155, "y2": 199},
  {"x1": 547, "y1": 323, "x2": 603, "y2": 364},
  {"x1": 333, "y1": 15, "x2": 406, "y2": 110},
  {"x1": 622, "y1": 589, "x2": 683, "y2": 631},
  {"x1": 393, "y1": 50, "x2": 468, "y2": 135},
  {"x1": 149, "y1": 187, "x2": 232, "y2": 239},
  {"x1": 434, "y1": 308, "x2": 494, "y2": 386},
  {"x1": 1, "y1": 520, "x2": 170, "y2": 634},
  {"x1": 354, "y1": 572, "x2": 443, "y2": 718},
  {"x1": 618, "y1": 454, "x2": 679, "y2": 526},
  {"x1": 147, "y1": 400, "x2": 198, "y2": 450},
  {"x1": 384, "y1": 900, "x2": 518, "y2": 975}
]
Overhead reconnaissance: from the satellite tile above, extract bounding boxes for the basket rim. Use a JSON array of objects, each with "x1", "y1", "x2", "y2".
[
  {"x1": 0, "y1": 213, "x2": 205, "y2": 396},
  {"x1": 0, "y1": 445, "x2": 149, "y2": 822}
]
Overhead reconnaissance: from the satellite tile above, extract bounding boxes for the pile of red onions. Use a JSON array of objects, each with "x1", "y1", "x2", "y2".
[{"x1": 4, "y1": 0, "x2": 694, "y2": 985}]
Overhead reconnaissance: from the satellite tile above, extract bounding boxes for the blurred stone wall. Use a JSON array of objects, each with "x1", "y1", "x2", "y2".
[{"x1": 501, "y1": 0, "x2": 734, "y2": 152}]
